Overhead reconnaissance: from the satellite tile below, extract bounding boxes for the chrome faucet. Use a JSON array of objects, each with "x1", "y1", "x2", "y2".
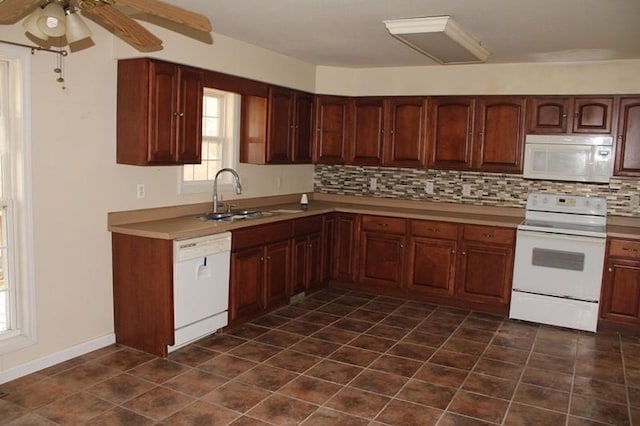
[{"x1": 213, "y1": 168, "x2": 242, "y2": 213}]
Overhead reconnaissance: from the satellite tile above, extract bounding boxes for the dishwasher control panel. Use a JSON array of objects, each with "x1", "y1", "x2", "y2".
[{"x1": 174, "y1": 232, "x2": 231, "y2": 262}]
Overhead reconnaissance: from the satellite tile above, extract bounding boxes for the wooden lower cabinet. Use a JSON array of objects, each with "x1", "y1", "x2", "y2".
[
  {"x1": 600, "y1": 239, "x2": 640, "y2": 329},
  {"x1": 332, "y1": 216, "x2": 515, "y2": 314},
  {"x1": 332, "y1": 213, "x2": 360, "y2": 282},
  {"x1": 455, "y1": 225, "x2": 515, "y2": 305},
  {"x1": 359, "y1": 215, "x2": 406, "y2": 288},
  {"x1": 291, "y1": 216, "x2": 325, "y2": 294},
  {"x1": 406, "y1": 220, "x2": 458, "y2": 297},
  {"x1": 230, "y1": 221, "x2": 293, "y2": 324}
]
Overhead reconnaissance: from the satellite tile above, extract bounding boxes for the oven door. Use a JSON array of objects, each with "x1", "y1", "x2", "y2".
[{"x1": 513, "y1": 230, "x2": 606, "y2": 301}]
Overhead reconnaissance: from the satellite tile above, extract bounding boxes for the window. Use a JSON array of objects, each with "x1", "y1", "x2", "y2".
[
  {"x1": 0, "y1": 45, "x2": 36, "y2": 353},
  {"x1": 181, "y1": 88, "x2": 239, "y2": 194}
]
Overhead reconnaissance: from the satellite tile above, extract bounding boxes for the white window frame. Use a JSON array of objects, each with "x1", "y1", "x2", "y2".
[
  {"x1": 0, "y1": 44, "x2": 36, "y2": 354},
  {"x1": 179, "y1": 88, "x2": 240, "y2": 195}
]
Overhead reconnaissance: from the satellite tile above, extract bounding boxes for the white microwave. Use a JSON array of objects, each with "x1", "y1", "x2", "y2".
[{"x1": 523, "y1": 134, "x2": 614, "y2": 183}]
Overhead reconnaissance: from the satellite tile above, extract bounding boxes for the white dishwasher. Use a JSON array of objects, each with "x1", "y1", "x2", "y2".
[{"x1": 169, "y1": 232, "x2": 231, "y2": 352}]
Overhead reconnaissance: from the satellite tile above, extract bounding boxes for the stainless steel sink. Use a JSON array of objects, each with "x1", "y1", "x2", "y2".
[{"x1": 199, "y1": 210, "x2": 272, "y2": 222}]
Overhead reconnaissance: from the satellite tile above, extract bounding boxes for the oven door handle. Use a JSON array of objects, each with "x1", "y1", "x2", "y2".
[{"x1": 517, "y1": 229, "x2": 606, "y2": 244}]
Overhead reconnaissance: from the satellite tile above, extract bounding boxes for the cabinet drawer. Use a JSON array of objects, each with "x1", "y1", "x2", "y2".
[
  {"x1": 362, "y1": 215, "x2": 406, "y2": 234},
  {"x1": 609, "y1": 239, "x2": 640, "y2": 260},
  {"x1": 294, "y1": 215, "x2": 324, "y2": 235},
  {"x1": 463, "y1": 225, "x2": 515, "y2": 245},
  {"x1": 411, "y1": 220, "x2": 459, "y2": 240},
  {"x1": 232, "y1": 221, "x2": 293, "y2": 250}
]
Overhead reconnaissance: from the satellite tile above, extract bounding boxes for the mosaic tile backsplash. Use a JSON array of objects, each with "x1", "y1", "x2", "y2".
[{"x1": 314, "y1": 165, "x2": 640, "y2": 217}]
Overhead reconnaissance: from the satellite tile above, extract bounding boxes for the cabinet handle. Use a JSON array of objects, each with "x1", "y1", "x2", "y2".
[
  {"x1": 427, "y1": 228, "x2": 440, "y2": 233},
  {"x1": 562, "y1": 113, "x2": 568, "y2": 118},
  {"x1": 377, "y1": 223, "x2": 389, "y2": 227},
  {"x1": 179, "y1": 112, "x2": 184, "y2": 117},
  {"x1": 608, "y1": 267, "x2": 613, "y2": 272},
  {"x1": 482, "y1": 233, "x2": 495, "y2": 239},
  {"x1": 622, "y1": 247, "x2": 639, "y2": 253}
]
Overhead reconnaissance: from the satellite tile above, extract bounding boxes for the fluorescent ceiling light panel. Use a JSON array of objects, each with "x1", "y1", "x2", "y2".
[{"x1": 383, "y1": 16, "x2": 491, "y2": 64}]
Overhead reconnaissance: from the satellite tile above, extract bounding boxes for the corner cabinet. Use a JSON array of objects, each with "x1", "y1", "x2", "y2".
[
  {"x1": 600, "y1": 239, "x2": 640, "y2": 329},
  {"x1": 117, "y1": 58, "x2": 203, "y2": 165},
  {"x1": 615, "y1": 97, "x2": 640, "y2": 176},
  {"x1": 240, "y1": 86, "x2": 314, "y2": 164},
  {"x1": 313, "y1": 95, "x2": 350, "y2": 164}
]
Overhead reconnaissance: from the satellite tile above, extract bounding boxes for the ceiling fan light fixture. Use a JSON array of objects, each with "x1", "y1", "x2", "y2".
[
  {"x1": 383, "y1": 15, "x2": 490, "y2": 64},
  {"x1": 37, "y1": 2, "x2": 66, "y2": 38},
  {"x1": 65, "y1": 10, "x2": 92, "y2": 43},
  {"x1": 23, "y1": 6, "x2": 49, "y2": 40}
]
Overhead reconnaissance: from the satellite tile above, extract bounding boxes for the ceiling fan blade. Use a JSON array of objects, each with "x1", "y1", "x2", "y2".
[
  {"x1": 81, "y1": 4, "x2": 162, "y2": 50},
  {"x1": 114, "y1": 0, "x2": 212, "y2": 33},
  {"x1": 0, "y1": 0, "x2": 41, "y2": 24}
]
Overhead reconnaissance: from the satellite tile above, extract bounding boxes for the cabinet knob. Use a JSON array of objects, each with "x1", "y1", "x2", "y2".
[
  {"x1": 452, "y1": 250, "x2": 456, "y2": 254},
  {"x1": 617, "y1": 135, "x2": 623, "y2": 141},
  {"x1": 267, "y1": 255, "x2": 271, "y2": 260},
  {"x1": 260, "y1": 256, "x2": 264, "y2": 261},
  {"x1": 173, "y1": 112, "x2": 179, "y2": 116},
  {"x1": 400, "y1": 243, "x2": 404, "y2": 248},
  {"x1": 179, "y1": 112, "x2": 184, "y2": 117},
  {"x1": 608, "y1": 267, "x2": 613, "y2": 272},
  {"x1": 390, "y1": 130, "x2": 394, "y2": 134},
  {"x1": 462, "y1": 251, "x2": 467, "y2": 256},
  {"x1": 562, "y1": 113, "x2": 568, "y2": 118}
]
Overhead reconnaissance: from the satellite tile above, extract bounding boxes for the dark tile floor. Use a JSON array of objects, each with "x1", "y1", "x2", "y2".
[{"x1": 1, "y1": 288, "x2": 639, "y2": 425}]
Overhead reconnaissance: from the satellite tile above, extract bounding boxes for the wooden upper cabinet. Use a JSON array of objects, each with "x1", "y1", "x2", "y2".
[
  {"x1": 426, "y1": 97, "x2": 476, "y2": 170},
  {"x1": 527, "y1": 96, "x2": 614, "y2": 135},
  {"x1": 382, "y1": 97, "x2": 427, "y2": 168},
  {"x1": 266, "y1": 86, "x2": 294, "y2": 163},
  {"x1": 292, "y1": 92, "x2": 314, "y2": 163},
  {"x1": 473, "y1": 96, "x2": 526, "y2": 173},
  {"x1": 117, "y1": 58, "x2": 203, "y2": 165},
  {"x1": 615, "y1": 97, "x2": 640, "y2": 176},
  {"x1": 240, "y1": 87, "x2": 314, "y2": 164},
  {"x1": 314, "y1": 95, "x2": 350, "y2": 164},
  {"x1": 349, "y1": 97, "x2": 384, "y2": 165}
]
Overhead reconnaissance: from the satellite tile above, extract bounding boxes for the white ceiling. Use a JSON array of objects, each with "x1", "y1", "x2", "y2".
[{"x1": 166, "y1": 0, "x2": 640, "y2": 67}]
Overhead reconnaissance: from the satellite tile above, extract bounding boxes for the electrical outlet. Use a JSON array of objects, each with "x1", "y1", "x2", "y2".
[
  {"x1": 425, "y1": 181, "x2": 434, "y2": 195},
  {"x1": 462, "y1": 184, "x2": 471, "y2": 197},
  {"x1": 136, "y1": 184, "x2": 145, "y2": 199},
  {"x1": 631, "y1": 193, "x2": 640, "y2": 208},
  {"x1": 369, "y1": 177, "x2": 377, "y2": 191}
]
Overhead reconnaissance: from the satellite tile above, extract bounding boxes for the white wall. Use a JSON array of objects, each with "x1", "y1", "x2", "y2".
[
  {"x1": 316, "y1": 60, "x2": 640, "y2": 96},
  {"x1": 1, "y1": 18, "x2": 640, "y2": 379}
]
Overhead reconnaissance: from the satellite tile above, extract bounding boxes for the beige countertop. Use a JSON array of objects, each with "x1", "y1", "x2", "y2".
[{"x1": 108, "y1": 193, "x2": 640, "y2": 241}]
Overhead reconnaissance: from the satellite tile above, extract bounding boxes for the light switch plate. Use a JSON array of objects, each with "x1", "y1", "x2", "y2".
[{"x1": 462, "y1": 184, "x2": 471, "y2": 197}]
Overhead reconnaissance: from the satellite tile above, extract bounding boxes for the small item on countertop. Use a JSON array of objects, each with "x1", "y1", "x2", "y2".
[{"x1": 300, "y1": 193, "x2": 309, "y2": 211}]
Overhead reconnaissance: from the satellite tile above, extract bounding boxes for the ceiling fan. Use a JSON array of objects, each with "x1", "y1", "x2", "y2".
[{"x1": 0, "y1": 0, "x2": 212, "y2": 51}]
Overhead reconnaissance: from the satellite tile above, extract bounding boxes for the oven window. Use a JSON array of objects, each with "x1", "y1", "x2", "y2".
[{"x1": 531, "y1": 248, "x2": 585, "y2": 271}]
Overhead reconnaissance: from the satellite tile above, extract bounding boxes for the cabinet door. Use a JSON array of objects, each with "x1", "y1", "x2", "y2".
[
  {"x1": 176, "y1": 66, "x2": 204, "y2": 164},
  {"x1": 427, "y1": 97, "x2": 475, "y2": 170},
  {"x1": 456, "y1": 242, "x2": 513, "y2": 305},
  {"x1": 572, "y1": 97, "x2": 614, "y2": 134},
  {"x1": 407, "y1": 237, "x2": 456, "y2": 297},
  {"x1": 615, "y1": 97, "x2": 640, "y2": 176},
  {"x1": 314, "y1": 95, "x2": 350, "y2": 164},
  {"x1": 322, "y1": 214, "x2": 335, "y2": 282},
  {"x1": 359, "y1": 232, "x2": 405, "y2": 288},
  {"x1": 264, "y1": 240, "x2": 291, "y2": 309},
  {"x1": 350, "y1": 97, "x2": 384, "y2": 165},
  {"x1": 267, "y1": 87, "x2": 293, "y2": 163},
  {"x1": 307, "y1": 233, "x2": 324, "y2": 291},
  {"x1": 333, "y1": 213, "x2": 360, "y2": 282},
  {"x1": 230, "y1": 247, "x2": 265, "y2": 321},
  {"x1": 292, "y1": 92, "x2": 314, "y2": 164},
  {"x1": 383, "y1": 97, "x2": 427, "y2": 168},
  {"x1": 600, "y1": 258, "x2": 640, "y2": 325},
  {"x1": 148, "y1": 61, "x2": 179, "y2": 163},
  {"x1": 526, "y1": 97, "x2": 571, "y2": 134},
  {"x1": 291, "y1": 236, "x2": 307, "y2": 295},
  {"x1": 473, "y1": 97, "x2": 526, "y2": 173}
]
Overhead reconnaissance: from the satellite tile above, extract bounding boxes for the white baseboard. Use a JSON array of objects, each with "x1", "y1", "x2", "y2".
[{"x1": 0, "y1": 333, "x2": 116, "y2": 385}]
